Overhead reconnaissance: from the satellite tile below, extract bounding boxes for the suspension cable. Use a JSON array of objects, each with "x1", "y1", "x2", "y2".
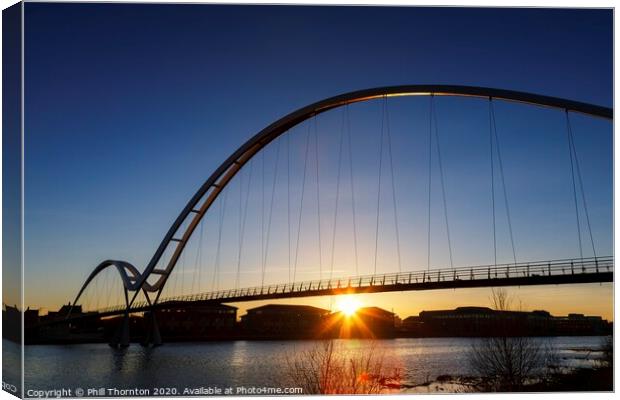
[
  {"x1": 212, "y1": 187, "x2": 228, "y2": 292},
  {"x1": 566, "y1": 111, "x2": 597, "y2": 258},
  {"x1": 314, "y1": 116, "x2": 324, "y2": 280},
  {"x1": 161, "y1": 247, "x2": 172, "y2": 298},
  {"x1": 346, "y1": 104, "x2": 360, "y2": 276},
  {"x1": 172, "y1": 248, "x2": 181, "y2": 297},
  {"x1": 191, "y1": 211, "x2": 205, "y2": 294},
  {"x1": 93, "y1": 268, "x2": 100, "y2": 311},
  {"x1": 489, "y1": 98, "x2": 497, "y2": 266},
  {"x1": 565, "y1": 110, "x2": 584, "y2": 259},
  {"x1": 261, "y1": 138, "x2": 282, "y2": 286},
  {"x1": 171, "y1": 242, "x2": 180, "y2": 296},
  {"x1": 235, "y1": 158, "x2": 254, "y2": 289},
  {"x1": 83, "y1": 283, "x2": 90, "y2": 311},
  {"x1": 329, "y1": 108, "x2": 345, "y2": 280},
  {"x1": 427, "y1": 96, "x2": 433, "y2": 270},
  {"x1": 235, "y1": 165, "x2": 243, "y2": 287},
  {"x1": 102, "y1": 267, "x2": 112, "y2": 310},
  {"x1": 431, "y1": 96, "x2": 454, "y2": 269},
  {"x1": 261, "y1": 149, "x2": 265, "y2": 281},
  {"x1": 293, "y1": 121, "x2": 312, "y2": 282},
  {"x1": 180, "y1": 247, "x2": 187, "y2": 296},
  {"x1": 287, "y1": 130, "x2": 292, "y2": 284},
  {"x1": 374, "y1": 96, "x2": 386, "y2": 275},
  {"x1": 385, "y1": 98, "x2": 403, "y2": 272},
  {"x1": 489, "y1": 99, "x2": 518, "y2": 265}
]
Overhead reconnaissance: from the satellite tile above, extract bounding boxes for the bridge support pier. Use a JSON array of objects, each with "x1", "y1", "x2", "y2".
[
  {"x1": 110, "y1": 289, "x2": 132, "y2": 348},
  {"x1": 109, "y1": 312, "x2": 130, "y2": 348},
  {"x1": 141, "y1": 310, "x2": 162, "y2": 347}
]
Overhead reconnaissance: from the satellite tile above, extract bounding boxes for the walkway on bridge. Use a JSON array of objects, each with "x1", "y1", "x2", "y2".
[{"x1": 87, "y1": 256, "x2": 612, "y2": 316}]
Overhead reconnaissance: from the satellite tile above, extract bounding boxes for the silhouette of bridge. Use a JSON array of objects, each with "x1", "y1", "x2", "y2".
[
  {"x1": 60, "y1": 85, "x2": 613, "y2": 346},
  {"x1": 91, "y1": 256, "x2": 611, "y2": 316}
]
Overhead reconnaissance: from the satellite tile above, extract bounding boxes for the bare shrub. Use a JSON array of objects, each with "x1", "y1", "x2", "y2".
[
  {"x1": 467, "y1": 288, "x2": 558, "y2": 391},
  {"x1": 286, "y1": 340, "x2": 401, "y2": 394},
  {"x1": 469, "y1": 336, "x2": 557, "y2": 391},
  {"x1": 490, "y1": 288, "x2": 512, "y2": 312}
]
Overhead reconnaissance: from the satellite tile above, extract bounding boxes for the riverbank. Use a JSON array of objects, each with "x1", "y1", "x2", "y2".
[
  {"x1": 527, "y1": 365, "x2": 613, "y2": 391},
  {"x1": 400, "y1": 364, "x2": 612, "y2": 393}
]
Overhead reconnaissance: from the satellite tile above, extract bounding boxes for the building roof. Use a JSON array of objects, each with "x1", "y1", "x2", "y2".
[
  {"x1": 246, "y1": 304, "x2": 330, "y2": 314},
  {"x1": 455, "y1": 306, "x2": 494, "y2": 312},
  {"x1": 421, "y1": 307, "x2": 494, "y2": 316},
  {"x1": 417, "y1": 307, "x2": 606, "y2": 322},
  {"x1": 357, "y1": 307, "x2": 395, "y2": 316},
  {"x1": 160, "y1": 303, "x2": 238, "y2": 311}
]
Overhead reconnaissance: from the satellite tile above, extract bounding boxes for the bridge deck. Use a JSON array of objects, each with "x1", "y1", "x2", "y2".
[
  {"x1": 32, "y1": 256, "x2": 613, "y2": 328},
  {"x1": 86, "y1": 256, "x2": 612, "y2": 317}
]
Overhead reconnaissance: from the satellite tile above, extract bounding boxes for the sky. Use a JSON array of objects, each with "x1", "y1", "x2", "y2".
[{"x1": 14, "y1": 3, "x2": 613, "y2": 320}]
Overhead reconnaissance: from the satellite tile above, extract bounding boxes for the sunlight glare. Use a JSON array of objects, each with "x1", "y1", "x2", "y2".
[{"x1": 336, "y1": 295, "x2": 362, "y2": 316}]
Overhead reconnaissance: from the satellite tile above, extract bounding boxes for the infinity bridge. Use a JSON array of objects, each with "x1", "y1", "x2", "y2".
[
  {"x1": 62, "y1": 85, "x2": 613, "y2": 346},
  {"x1": 89, "y1": 256, "x2": 612, "y2": 316}
]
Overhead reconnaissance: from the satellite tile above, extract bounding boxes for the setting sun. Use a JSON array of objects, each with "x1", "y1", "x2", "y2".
[{"x1": 335, "y1": 295, "x2": 362, "y2": 316}]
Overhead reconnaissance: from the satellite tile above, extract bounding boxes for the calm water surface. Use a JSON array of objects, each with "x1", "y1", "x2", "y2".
[{"x1": 6, "y1": 337, "x2": 606, "y2": 395}]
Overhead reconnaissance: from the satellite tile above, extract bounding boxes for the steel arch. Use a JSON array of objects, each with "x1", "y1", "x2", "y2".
[{"x1": 72, "y1": 85, "x2": 613, "y2": 310}]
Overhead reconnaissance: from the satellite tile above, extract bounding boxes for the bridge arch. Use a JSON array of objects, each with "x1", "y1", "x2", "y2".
[{"x1": 72, "y1": 85, "x2": 613, "y2": 310}]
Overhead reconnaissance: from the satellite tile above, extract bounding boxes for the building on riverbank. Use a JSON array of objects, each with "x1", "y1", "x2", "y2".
[
  {"x1": 23, "y1": 304, "x2": 104, "y2": 344},
  {"x1": 239, "y1": 304, "x2": 399, "y2": 339},
  {"x1": 400, "y1": 306, "x2": 611, "y2": 337},
  {"x1": 240, "y1": 304, "x2": 330, "y2": 339},
  {"x1": 2, "y1": 304, "x2": 21, "y2": 342},
  {"x1": 317, "y1": 307, "x2": 398, "y2": 339},
  {"x1": 21, "y1": 301, "x2": 611, "y2": 344},
  {"x1": 156, "y1": 303, "x2": 238, "y2": 340}
]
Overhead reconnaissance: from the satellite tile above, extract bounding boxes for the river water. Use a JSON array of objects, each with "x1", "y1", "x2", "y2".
[{"x1": 3, "y1": 336, "x2": 607, "y2": 396}]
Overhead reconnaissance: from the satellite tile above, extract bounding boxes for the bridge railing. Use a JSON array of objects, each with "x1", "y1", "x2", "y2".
[{"x1": 93, "y1": 256, "x2": 613, "y2": 314}]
